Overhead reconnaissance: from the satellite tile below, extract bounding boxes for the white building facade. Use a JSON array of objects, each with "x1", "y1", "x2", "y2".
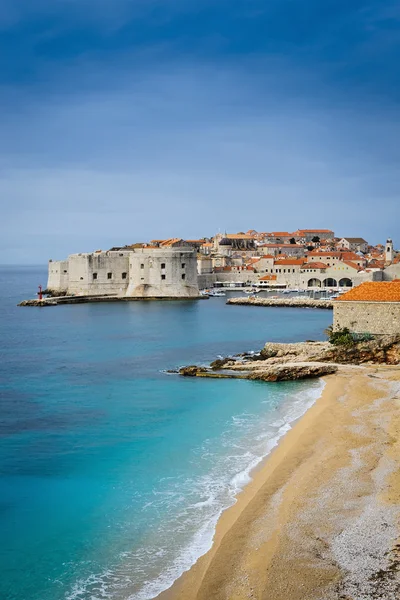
[{"x1": 47, "y1": 247, "x2": 200, "y2": 298}]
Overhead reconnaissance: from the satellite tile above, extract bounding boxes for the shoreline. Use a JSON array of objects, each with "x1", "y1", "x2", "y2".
[{"x1": 157, "y1": 365, "x2": 400, "y2": 600}]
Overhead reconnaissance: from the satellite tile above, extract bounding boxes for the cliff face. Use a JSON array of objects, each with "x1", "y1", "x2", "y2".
[
  {"x1": 260, "y1": 336, "x2": 400, "y2": 366},
  {"x1": 176, "y1": 336, "x2": 400, "y2": 383}
]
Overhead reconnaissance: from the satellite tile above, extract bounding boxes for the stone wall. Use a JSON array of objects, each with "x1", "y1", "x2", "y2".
[
  {"x1": 127, "y1": 248, "x2": 199, "y2": 297},
  {"x1": 383, "y1": 263, "x2": 400, "y2": 281},
  {"x1": 333, "y1": 301, "x2": 400, "y2": 335},
  {"x1": 47, "y1": 260, "x2": 69, "y2": 293},
  {"x1": 67, "y1": 252, "x2": 130, "y2": 296}
]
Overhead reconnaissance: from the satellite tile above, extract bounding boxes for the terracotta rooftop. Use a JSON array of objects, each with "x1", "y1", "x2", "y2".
[
  {"x1": 337, "y1": 282, "x2": 400, "y2": 302},
  {"x1": 296, "y1": 229, "x2": 334, "y2": 234},
  {"x1": 274, "y1": 259, "x2": 305, "y2": 265},
  {"x1": 339, "y1": 237, "x2": 368, "y2": 244},
  {"x1": 339, "y1": 251, "x2": 364, "y2": 261},
  {"x1": 259, "y1": 274, "x2": 277, "y2": 281},
  {"x1": 267, "y1": 231, "x2": 293, "y2": 236},
  {"x1": 261, "y1": 243, "x2": 304, "y2": 248},
  {"x1": 340, "y1": 260, "x2": 360, "y2": 270},
  {"x1": 301, "y1": 262, "x2": 329, "y2": 269},
  {"x1": 226, "y1": 233, "x2": 255, "y2": 239},
  {"x1": 308, "y1": 251, "x2": 341, "y2": 257}
]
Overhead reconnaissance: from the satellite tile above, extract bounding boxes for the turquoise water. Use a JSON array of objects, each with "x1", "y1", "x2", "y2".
[{"x1": 0, "y1": 266, "x2": 332, "y2": 600}]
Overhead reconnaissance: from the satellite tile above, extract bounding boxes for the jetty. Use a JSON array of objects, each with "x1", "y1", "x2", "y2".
[
  {"x1": 226, "y1": 296, "x2": 333, "y2": 309},
  {"x1": 18, "y1": 294, "x2": 207, "y2": 307}
]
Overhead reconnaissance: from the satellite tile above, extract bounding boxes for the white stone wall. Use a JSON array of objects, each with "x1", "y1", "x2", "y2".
[
  {"x1": 47, "y1": 248, "x2": 199, "y2": 298},
  {"x1": 67, "y1": 252, "x2": 130, "y2": 296},
  {"x1": 126, "y1": 248, "x2": 199, "y2": 297},
  {"x1": 47, "y1": 260, "x2": 69, "y2": 292},
  {"x1": 383, "y1": 263, "x2": 400, "y2": 281},
  {"x1": 334, "y1": 301, "x2": 400, "y2": 335}
]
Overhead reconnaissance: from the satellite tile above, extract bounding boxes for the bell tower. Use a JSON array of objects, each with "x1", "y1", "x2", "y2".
[{"x1": 385, "y1": 238, "x2": 394, "y2": 264}]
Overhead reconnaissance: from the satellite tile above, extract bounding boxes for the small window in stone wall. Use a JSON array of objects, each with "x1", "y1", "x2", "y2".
[
  {"x1": 182, "y1": 263, "x2": 185, "y2": 268},
  {"x1": 93, "y1": 273, "x2": 98, "y2": 280},
  {"x1": 161, "y1": 274, "x2": 166, "y2": 280},
  {"x1": 80, "y1": 277, "x2": 84, "y2": 280},
  {"x1": 182, "y1": 274, "x2": 186, "y2": 280},
  {"x1": 122, "y1": 272, "x2": 127, "y2": 279},
  {"x1": 107, "y1": 272, "x2": 112, "y2": 279},
  {"x1": 141, "y1": 264, "x2": 144, "y2": 269},
  {"x1": 161, "y1": 263, "x2": 166, "y2": 269},
  {"x1": 64, "y1": 270, "x2": 68, "y2": 273}
]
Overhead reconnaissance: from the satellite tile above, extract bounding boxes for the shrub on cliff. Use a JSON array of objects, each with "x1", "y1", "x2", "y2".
[{"x1": 325, "y1": 326, "x2": 355, "y2": 347}]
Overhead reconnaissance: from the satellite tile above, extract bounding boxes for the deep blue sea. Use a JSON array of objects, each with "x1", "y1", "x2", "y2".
[{"x1": 0, "y1": 266, "x2": 332, "y2": 600}]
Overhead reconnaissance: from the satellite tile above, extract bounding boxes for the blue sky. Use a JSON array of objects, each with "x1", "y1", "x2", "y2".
[{"x1": 1, "y1": 0, "x2": 399, "y2": 263}]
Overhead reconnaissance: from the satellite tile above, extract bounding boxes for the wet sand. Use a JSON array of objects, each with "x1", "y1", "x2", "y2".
[{"x1": 158, "y1": 366, "x2": 400, "y2": 600}]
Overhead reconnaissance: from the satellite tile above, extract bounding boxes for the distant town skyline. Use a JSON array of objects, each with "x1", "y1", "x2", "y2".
[{"x1": 1, "y1": 1, "x2": 399, "y2": 264}]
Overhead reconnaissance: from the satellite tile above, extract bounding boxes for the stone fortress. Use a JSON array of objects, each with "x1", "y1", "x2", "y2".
[
  {"x1": 46, "y1": 233, "x2": 400, "y2": 300},
  {"x1": 47, "y1": 246, "x2": 200, "y2": 298}
]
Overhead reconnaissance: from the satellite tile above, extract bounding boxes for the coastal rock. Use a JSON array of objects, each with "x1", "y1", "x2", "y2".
[
  {"x1": 18, "y1": 299, "x2": 56, "y2": 307},
  {"x1": 258, "y1": 337, "x2": 400, "y2": 366},
  {"x1": 247, "y1": 363, "x2": 338, "y2": 382},
  {"x1": 227, "y1": 297, "x2": 333, "y2": 309},
  {"x1": 210, "y1": 357, "x2": 235, "y2": 370},
  {"x1": 179, "y1": 365, "x2": 208, "y2": 377}
]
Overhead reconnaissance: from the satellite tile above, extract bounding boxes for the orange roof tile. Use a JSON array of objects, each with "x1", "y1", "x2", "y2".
[
  {"x1": 338, "y1": 251, "x2": 363, "y2": 261},
  {"x1": 274, "y1": 259, "x2": 305, "y2": 265},
  {"x1": 268, "y1": 231, "x2": 293, "y2": 236},
  {"x1": 301, "y1": 262, "x2": 329, "y2": 269},
  {"x1": 340, "y1": 260, "x2": 360, "y2": 271},
  {"x1": 337, "y1": 282, "x2": 400, "y2": 302},
  {"x1": 308, "y1": 251, "x2": 341, "y2": 257},
  {"x1": 259, "y1": 274, "x2": 277, "y2": 281},
  {"x1": 226, "y1": 233, "x2": 255, "y2": 239},
  {"x1": 296, "y1": 229, "x2": 334, "y2": 234}
]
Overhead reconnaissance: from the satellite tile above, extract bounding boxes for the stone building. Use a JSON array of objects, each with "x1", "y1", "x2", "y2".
[
  {"x1": 338, "y1": 237, "x2": 369, "y2": 253},
  {"x1": 333, "y1": 281, "x2": 400, "y2": 335},
  {"x1": 47, "y1": 247, "x2": 200, "y2": 298}
]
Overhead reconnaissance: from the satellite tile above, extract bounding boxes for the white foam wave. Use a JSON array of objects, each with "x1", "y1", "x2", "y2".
[{"x1": 65, "y1": 379, "x2": 325, "y2": 600}]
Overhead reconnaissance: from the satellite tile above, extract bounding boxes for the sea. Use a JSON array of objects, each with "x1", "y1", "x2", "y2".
[{"x1": 0, "y1": 266, "x2": 332, "y2": 600}]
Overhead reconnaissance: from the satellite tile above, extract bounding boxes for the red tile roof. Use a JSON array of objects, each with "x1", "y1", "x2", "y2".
[
  {"x1": 301, "y1": 262, "x2": 329, "y2": 269},
  {"x1": 259, "y1": 274, "x2": 277, "y2": 281},
  {"x1": 274, "y1": 259, "x2": 305, "y2": 265},
  {"x1": 337, "y1": 282, "x2": 400, "y2": 302}
]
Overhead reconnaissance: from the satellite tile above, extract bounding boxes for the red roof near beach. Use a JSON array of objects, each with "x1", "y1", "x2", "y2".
[
  {"x1": 259, "y1": 274, "x2": 277, "y2": 281},
  {"x1": 337, "y1": 281, "x2": 400, "y2": 302}
]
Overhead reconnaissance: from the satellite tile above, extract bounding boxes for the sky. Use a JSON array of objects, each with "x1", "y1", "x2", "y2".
[{"x1": 1, "y1": 0, "x2": 399, "y2": 263}]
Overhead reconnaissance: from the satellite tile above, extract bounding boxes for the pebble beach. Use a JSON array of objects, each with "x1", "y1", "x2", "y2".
[{"x1": 158, "y1": 366, "x2": 400, "y2": 600}]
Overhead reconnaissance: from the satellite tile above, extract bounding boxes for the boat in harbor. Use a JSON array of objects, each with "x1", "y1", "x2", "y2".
[{"x1": 208, "y1": 289, "x2": 226, "y2": 297}]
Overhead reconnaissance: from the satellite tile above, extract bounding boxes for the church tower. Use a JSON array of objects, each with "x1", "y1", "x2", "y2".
[{"x1": 385, "y1": 238, "x2": 394, "y2": 264}]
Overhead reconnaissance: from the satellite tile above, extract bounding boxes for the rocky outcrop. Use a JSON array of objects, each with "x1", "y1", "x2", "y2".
[
  {"x1": 177, "y1": 362, "x2": 337, "y2": 382},
  {"x1": 18, "y1": 299, "x2": 57, "y2": 307},
  {"x1": 256, "y1": 337, "x2": 400, "y2": 366},
  {"x1": 247, "y1": 364, "x2": 338, "y2": 382},
  {"x1": 176, "y1": 336, "x2": 400, "y2": 384},
  {"x1": 179, "y1": 365, "x2": 208, "y2": 376},
  {"x1": 227, "y1": 297, "x2": 333, "y2": 309}
]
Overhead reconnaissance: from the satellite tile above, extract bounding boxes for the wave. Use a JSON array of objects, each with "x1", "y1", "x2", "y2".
[{"x1": 66, "y1": 379, "x2": 325, "y2": 600}]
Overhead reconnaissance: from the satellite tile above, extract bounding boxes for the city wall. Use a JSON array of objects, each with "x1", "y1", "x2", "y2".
[
  {"x1": 47, "y1": 248, "x2": 199, "y2": 298},
  {"x1": 333, "y1": 301, "x2": 400, "y2": 335}
]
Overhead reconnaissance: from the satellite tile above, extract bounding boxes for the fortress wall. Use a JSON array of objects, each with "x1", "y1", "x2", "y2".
[
  {"x1": 67, "y1": 252, "x2": 130, "y2": 296},
  {"x1": 127, "y1": 248, "x2": 199, "y2": 297},
  {"x1": 47, "y1": 260, "x2": 69, "y2": 293},
  {"x1": 334, "y1": 301, "x2": 400, "y2": 335}
]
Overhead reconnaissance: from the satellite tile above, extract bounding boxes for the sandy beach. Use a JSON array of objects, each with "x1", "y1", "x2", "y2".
[{"x1": 158, "y1": 366, "x2": 400, "y2": 600}]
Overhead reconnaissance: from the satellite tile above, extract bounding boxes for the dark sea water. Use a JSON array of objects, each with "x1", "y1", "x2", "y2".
[{"x1": 0, "y1": 266, "x2": 332, "y2": 600}]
